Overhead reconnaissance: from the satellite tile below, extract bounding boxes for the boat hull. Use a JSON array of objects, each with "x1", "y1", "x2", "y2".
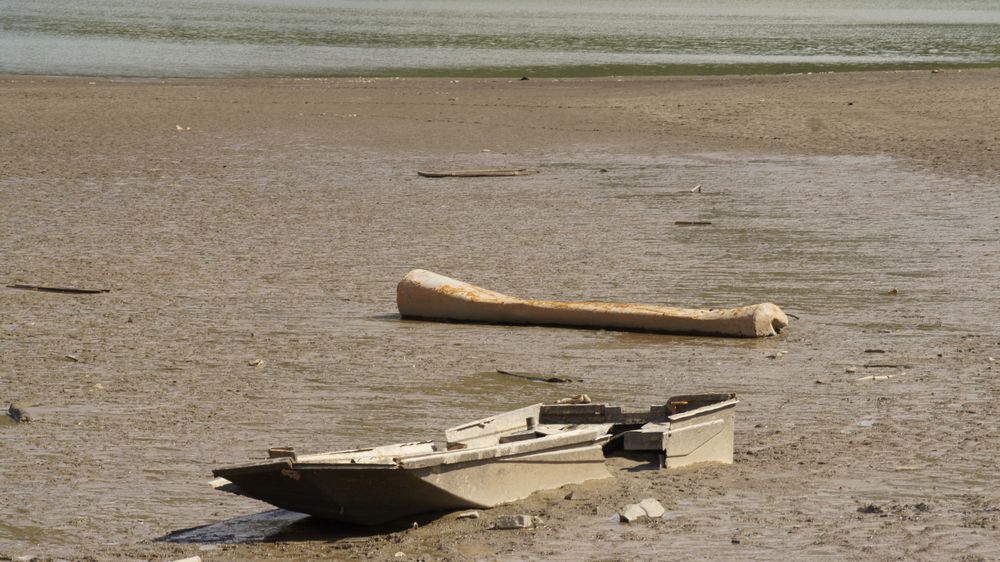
[
  {"x1": 397, "y1": 269, "x2": 788, "y2": 337},
  {"x1": 213, "y1": 443, "x2": 609, "y2": 525}
]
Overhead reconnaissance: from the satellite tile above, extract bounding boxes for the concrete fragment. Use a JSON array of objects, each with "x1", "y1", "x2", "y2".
[
  {"x1": 638, "y1": 498, "x2": 665, "y2": 518},
  {"x1": 619, "y1": 503, "x2": 648, "y2": 523},
  {"x1": 493, "y1": 514, "x2": 540, "y2": 529}
]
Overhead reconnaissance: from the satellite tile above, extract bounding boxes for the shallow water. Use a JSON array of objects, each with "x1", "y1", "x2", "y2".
[{"x1": 2, "y1": 0, "x2": 999, "y2": 77}]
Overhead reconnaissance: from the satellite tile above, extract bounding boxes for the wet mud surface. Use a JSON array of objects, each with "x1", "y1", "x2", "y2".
[{"x1": 1, "y1": 72, "x2": 999, "y2": 560}]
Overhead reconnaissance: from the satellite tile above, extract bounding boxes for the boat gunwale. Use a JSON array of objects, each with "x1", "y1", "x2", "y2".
[
  {"x1": 667, "y1": 397, "x2": 739, "y2": 422},
  {"x1": 399, "y1": 429, "x2": 612, "y2": 469}
]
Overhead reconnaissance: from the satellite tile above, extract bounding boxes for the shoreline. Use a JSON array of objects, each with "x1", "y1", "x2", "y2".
[
  {"x1": 3, "y1": 67, "x2": 998, "y2": 178},
  {"x1": 5, "y1": 60, "x2": 1000, "y2": 80}
]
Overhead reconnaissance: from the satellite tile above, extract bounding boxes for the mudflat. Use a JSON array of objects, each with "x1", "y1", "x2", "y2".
[{"x1": 1, "y1": 69, "x2": 998, "y2": 561}]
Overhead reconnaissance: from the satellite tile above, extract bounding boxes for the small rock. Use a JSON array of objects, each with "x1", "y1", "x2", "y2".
[
  {"x1": 618, "y1": 503, "x2": 648, "y2": 523},
  {"x1": 456, "y1": 511, "x2": 481, "y2": 520},
  {"x1": 691, "y1": 184, "x2": 702, "y2": 192},
  {"x1": 858, "y1": 503, "x2": 884, "y2": 515},
  {"x1": 393, "y1": 552, "x2": 405, "y2": 559},
  {"x1": 7, "y1": 403, "x2": 32, "y2": 423},
  {"x1": 845, "y1": 366, "x2": 857, "y2": 374},
  {"x1": 493, "y1": 514, "x2": 540, "y2": 529},
  {"x1": 170, "y1": 556, "x2": 202, "y2": 562},
  {"x1": 248, "y1": 359, "x2": 264, "y2": 367},
  {"x1": 638, "y1": 498, "x2": 665, "y2": 518},
  {"x1": 563, "y1": 490, "x2": 576, "y2": 500}
]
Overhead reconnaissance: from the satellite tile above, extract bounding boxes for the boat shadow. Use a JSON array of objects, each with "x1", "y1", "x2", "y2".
[{"x1": 158, "y1": 508, "x2": 446, "y2": 545}]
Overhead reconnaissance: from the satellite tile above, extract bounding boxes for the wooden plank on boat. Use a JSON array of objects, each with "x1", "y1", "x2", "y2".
[
  {"x1": 615, "y1": 409, "x2": 653, "y2": 425},
  {"x1": 622, "y1": 426, "x2": 668, "y2": 451},
  {"x1": 445, "y1": 404, "x2": 542, "y2": 449},
  {"x1": 416, "y1": 168, "x2": 538, "y2": 178},
  {"x1": 539, "y1": 404, "x2": 607, "y2": 424},
  {"x1": 402, "y1": 427, "x2": 608, "y2": 469},
  {"x1": 212, "y1": 457, "x2": 293, "y2": 477},
  {"x1": 666, "y1": 393, "x2": 737, "y2": 415}
]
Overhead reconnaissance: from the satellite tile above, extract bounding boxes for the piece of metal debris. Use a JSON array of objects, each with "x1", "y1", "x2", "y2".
[{"x1": 493, "y1": 514, "x2": 541, "y2": 529}]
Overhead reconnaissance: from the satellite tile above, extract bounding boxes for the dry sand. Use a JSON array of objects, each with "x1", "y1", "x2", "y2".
[{"x1": 1, "y1": 69, "x2": 999, "y2": 561}]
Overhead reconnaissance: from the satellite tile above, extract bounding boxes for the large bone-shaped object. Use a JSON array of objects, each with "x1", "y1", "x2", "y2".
[{"x1": 396, "y1": 269, "x2": 788, "y2": 338}]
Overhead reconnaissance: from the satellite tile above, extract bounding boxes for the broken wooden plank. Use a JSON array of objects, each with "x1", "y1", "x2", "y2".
[
  {"x1": 417, "y1": 168, "x2": 538, "y2": 178},
  {"x1": 494, "y1": 369, "x2": 576, "y2": 383},
  {"x1": 8, "y1": 284, "x2": 109, "y2": 294},
  {"x1": 539, "y1": 404, "x2": 607, "y2": 424}
]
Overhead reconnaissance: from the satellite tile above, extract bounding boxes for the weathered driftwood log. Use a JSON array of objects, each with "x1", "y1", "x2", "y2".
[{"x1": 396, "y1": 269, "x2": 788, "y2": 338}]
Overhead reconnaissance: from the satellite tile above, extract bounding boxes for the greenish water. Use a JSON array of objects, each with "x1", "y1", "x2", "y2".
[{"x1": 1, "y1": 0, "x2": 999, "y2": 77}]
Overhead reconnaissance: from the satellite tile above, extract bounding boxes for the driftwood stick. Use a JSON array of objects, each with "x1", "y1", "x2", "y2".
[
  {"x1": 494, "y1": 369, "x2": 576, "y2": 383},
  {"x1": 7, "y1": 284, "x2": 109, "y2": 294},
  {"x1": 417, "y1": 169, "x2": 538, "y2": 178}
]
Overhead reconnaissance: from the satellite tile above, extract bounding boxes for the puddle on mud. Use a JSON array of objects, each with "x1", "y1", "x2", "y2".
[{"x1": 161, "y1": 510, "x2": 312, "y2": 544}]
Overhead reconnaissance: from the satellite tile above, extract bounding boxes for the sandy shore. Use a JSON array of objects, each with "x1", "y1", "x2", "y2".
[
  {"x1": 3, "y1": 69, "x2": 998, "y2": 179},
  {"x1": 1, "y1": 69, "x2": 999, "y2": 561}
]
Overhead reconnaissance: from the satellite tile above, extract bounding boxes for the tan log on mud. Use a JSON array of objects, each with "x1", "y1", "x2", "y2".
[{"x1": 396, "y1": 269, "x2": 788, "y2": 338}]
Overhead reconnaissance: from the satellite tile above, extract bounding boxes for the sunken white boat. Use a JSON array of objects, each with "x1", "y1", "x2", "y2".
[
  {"x1": 211, "y1": 394, "x2": 738, "y2": 525},
  {"x1": 397, "y1": 269, "x2": 788, "y2": 338}
]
